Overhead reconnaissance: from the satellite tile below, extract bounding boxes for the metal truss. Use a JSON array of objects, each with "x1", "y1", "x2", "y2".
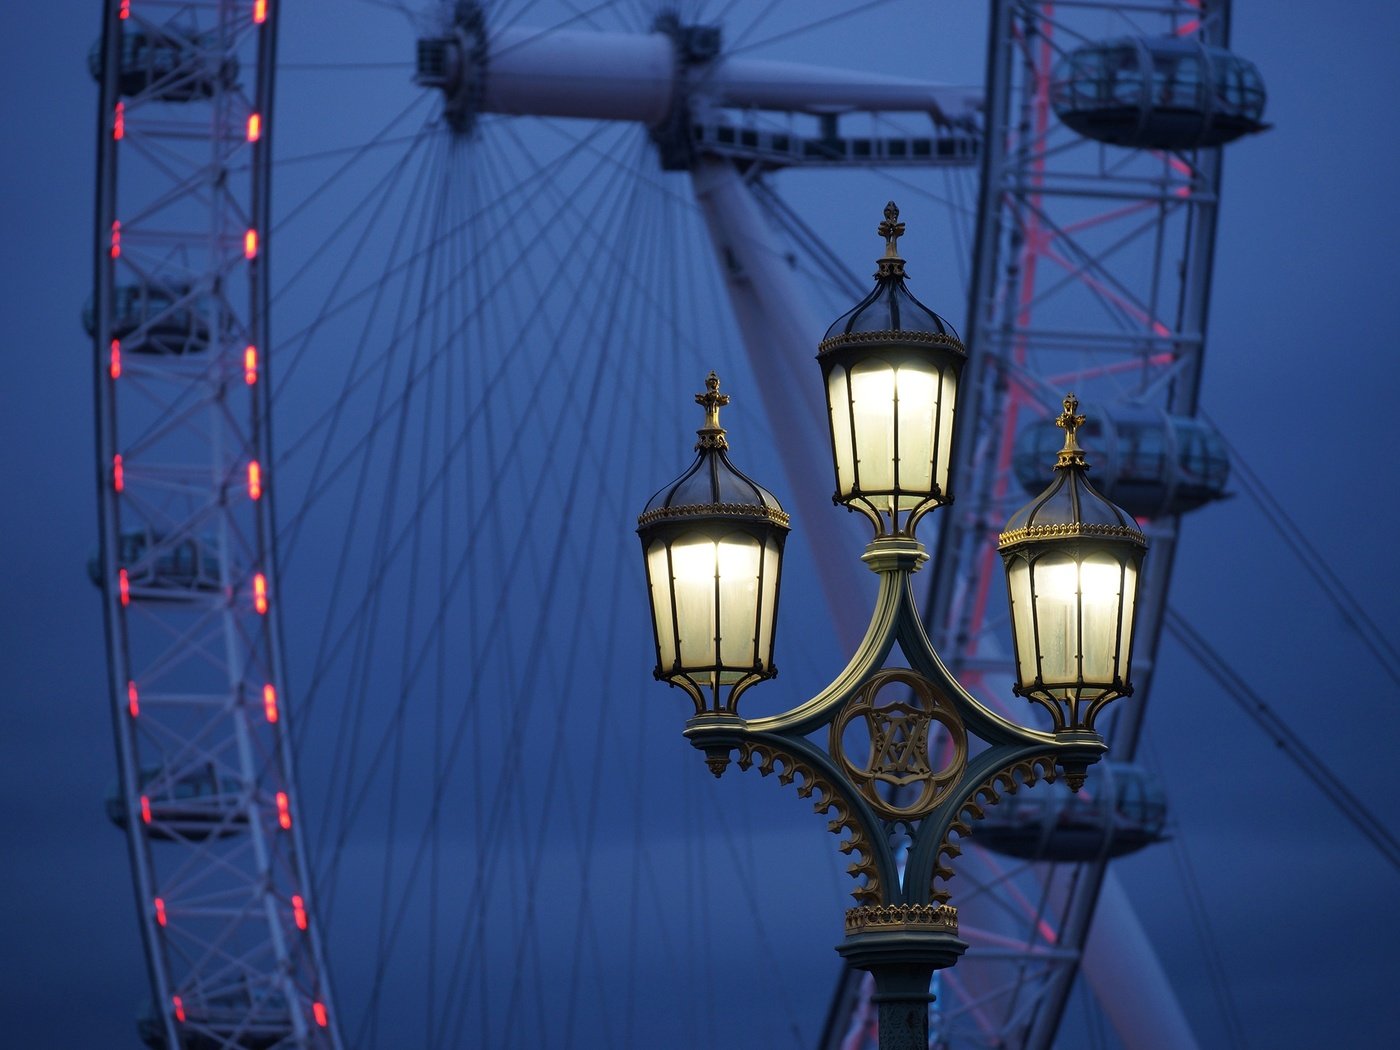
[
  {"x1": 918, "y1": 1, "x2": 1233, "y2": 1046},
  {"x1": 92, "y1": 2, "x2": 339, "y2": 1046}
]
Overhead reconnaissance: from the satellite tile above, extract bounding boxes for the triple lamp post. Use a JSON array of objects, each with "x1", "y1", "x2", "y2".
[{"x1": 636, "y1": 204, "x2": 1147, "y2": 1048}]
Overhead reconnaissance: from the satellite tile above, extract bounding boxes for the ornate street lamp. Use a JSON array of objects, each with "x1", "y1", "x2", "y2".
[
  {"x1": 999, "y1": 394, "x2": 1148, "y2": 736},
  {"x1": 636, "y1": 206, "x2": 1147, "y2": 1049},
  {"x1": 819, "y1": 202, "x2": 966, "y2": 536},
  {"x1": 637, "y1": 372, "x2": 790, "y2": 715}
]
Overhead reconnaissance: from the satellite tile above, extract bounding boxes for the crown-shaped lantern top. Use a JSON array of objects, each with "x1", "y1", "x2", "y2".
[
  {"x1": 999, "y1": 394, "x2": 1145, "y2": 551},
  {"x1": 820, "y1": 202, "x2": 961, "y2": 344},
  {"x1": 638, "y1": 372, "x2": 790, "y2": 530}
]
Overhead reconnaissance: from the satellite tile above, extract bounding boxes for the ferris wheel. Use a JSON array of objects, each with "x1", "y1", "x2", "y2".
[{"x1": 88, "y1": 1, "x2": 1266, "y2": 1047}]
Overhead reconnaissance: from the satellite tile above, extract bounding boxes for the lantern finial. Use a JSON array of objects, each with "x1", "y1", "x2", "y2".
[
  {"x1": 1055, "y1": 392, "x2": 1088, "y2": 469},
  {"x1": 695, "y1": 370, "x2": 730, "y2": 450},
  {"x1": 876, "y1": 201, "x2": 906, "y2": 277}
]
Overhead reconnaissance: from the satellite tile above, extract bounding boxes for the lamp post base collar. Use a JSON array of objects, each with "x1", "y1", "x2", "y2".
[
  {"x1": 861, "y1": 536, "x2": 928, "y2": 574},
  {"x1": 845, "y1": 902, "x2": 958, "y2": 935}
]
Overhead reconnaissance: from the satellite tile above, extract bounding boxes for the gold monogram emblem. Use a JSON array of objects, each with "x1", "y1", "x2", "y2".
[{"x1": 829, "y1": 669, "x2": 967, "y2": 821}]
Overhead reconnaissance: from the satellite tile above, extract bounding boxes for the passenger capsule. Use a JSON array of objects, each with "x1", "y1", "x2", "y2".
[
  {"x1": 88, "y1": 31, "x2": 239, "y2": 101},
  {"x1": 83, "y1": 284, "x2": 213, "y2": 356},
  {"x1": 1013, "y1": 403, "x2": 1229, "y2": 519},
  {"x1": 88, "y1": 529, "x2": 223, "y2": 598},
  {"x1": 973, "y1": 762, "x2": 1167, "y2": 862},
  {"x1": 1052, "y1": 37, "x2": 1266, "y2": 149},
  {"x1": 137, "y1": 989, "x2": 291, "y2": 1049},
  {"x1": 107, "y1": 764, "x2": 247, "y2": 843}
]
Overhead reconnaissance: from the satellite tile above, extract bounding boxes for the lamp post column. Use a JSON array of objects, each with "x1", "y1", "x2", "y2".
[{"x1": 838, "y1": 925, "x2": 968, "y2": 1050}]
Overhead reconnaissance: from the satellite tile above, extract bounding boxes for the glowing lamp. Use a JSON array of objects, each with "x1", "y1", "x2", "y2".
[
  {"x1": 638, "y1": 373, "x2": 788, "y2": 713},
  {"x1": 998, "y1": 395, "x2": 1147, "y2": 734},
  {"x1": 818, "y1": 202, "x2": 966, "y2": 537}
]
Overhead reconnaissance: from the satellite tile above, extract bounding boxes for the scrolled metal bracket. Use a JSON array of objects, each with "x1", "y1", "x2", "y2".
[{"x1": 682, "y1": 535, "x2": 1107, "y2": 927}]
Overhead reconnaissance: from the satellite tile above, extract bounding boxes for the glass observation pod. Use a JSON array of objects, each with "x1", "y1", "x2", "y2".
[
  {"x1": 1051, "y1": 36, "x2": 1267, "y2": 150},
  {"x1": 88, "y1": 530, "x2": 223, "y2": 598},
  {"x1": 107, "y1": 764, "x2": 248, "y2": 842},
  {"x1": 83, "y1": 284, "x2": 214, "y2": 356},
  {"x1": 88, "y1": 29, "x2": 239, "y2": 101},
  {"x1": 1012, "y1": 403, "x2": 1229, "y2": 520},
  {"x1": 972, "y1": 762, "x2": 1167, "y2": 863},
  {"x1": 137, "y1": 988, "x2": 292, "y2": 1050}
]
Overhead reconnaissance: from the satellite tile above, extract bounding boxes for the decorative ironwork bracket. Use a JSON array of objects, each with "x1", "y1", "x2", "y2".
[{"x1": 682, "y1": 535, "x2": 1106, "y2": 930}]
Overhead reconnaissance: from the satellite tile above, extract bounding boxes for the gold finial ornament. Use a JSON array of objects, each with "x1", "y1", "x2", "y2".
[
  {"x1": 878, "y1": 201, "x2": 905, "y2": 257},
  {"x1": 876, "y1": 201, "x2": 907, "y2": 277},
  {"x1": 1054, "y1": 392, "x2": 1089, "y2": 469},
  {"x1": 695, "y1": 370, "x2": 730, "y2": 450}
]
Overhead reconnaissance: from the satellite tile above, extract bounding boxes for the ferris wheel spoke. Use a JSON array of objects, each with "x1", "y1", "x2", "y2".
[
  {"x1": 269, "y1": 93, "x2": 437, "y2": 244},
  {"x1": 421, "y1": 138, "x2": 669, "y2": 1046},
  {"x1": 285, "y1": 129, "x2": 640, "y2": 742},
  {"x1": 271, "y1": 120, "x2": 625, "y2": 528},
  {"x1": 309, "y1": 122, "x2": 657, "y2": 957}
]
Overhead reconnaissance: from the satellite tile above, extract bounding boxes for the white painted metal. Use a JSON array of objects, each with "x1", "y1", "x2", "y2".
[
  {"x1": 482, "y1": 26, "x2": 676, "y2": 124},
  {"x1": 479, "y1": 24, "x2": 974, "y2": 126},
  {"x1": 92, "y1": 2, "x2": 340, "y2": 1046}
]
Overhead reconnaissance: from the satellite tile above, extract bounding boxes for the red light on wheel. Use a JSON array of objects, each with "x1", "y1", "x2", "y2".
[
  {"x1": 244, "y1": 345, "x2": 258, "y2": 385},
  {"x1": 313, "y1": 1002, "x2": 328, "y2": 1027},
  {"x1": 172, "y1": 995, "x2": 185, "y2": 1023},
  {"x1": 247, "y1": 113, "x2": 262, "y2": 142},
  {"x1": 291, "y1": 894, "x2": 308, "y2": 931},
  {"x1": 253, "y1": 0, "x2": 268, "y2": 24},
  {"x1": 244, "y1": 229, "x2": 258, "y2": 259},
  {"x1": 263, "y1": 683, "x2": 279, "y2": 723},
  {"x1": 127, "y1": 681, "x2": 139, "y2": 718},
  {"x1": 113, "y1": 454, "x2": 125, "y2": 492},
  {"x1": 248, "y1": 460, "x2": 262, "y2": 501},
  {"x1": 140, "y1": 795, "x2": 152, "y2": 824},
  {"x1": 276, "y1": 791, "x2": 292, "y2": 829},
  {"x1": 110, "y1": 221, "x2": 121, "y2": 258},
  {"x1": 154, "y1": 898, "x2": 167, "y2": 926},
  {"x1": 119, "y1": 568, "x2": 131, "y2": 606},
  {"x1": 110, "y1": 340, "x2": 122, "y2": 379},
  {"x1": 253, "y1": 573, "x2": 269, "y2": 614},
  {"x1": 114, "y1": 102, "x2": 125, "y2": 140}
]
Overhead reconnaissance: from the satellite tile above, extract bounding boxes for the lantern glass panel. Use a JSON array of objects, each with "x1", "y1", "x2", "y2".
[
  {"x1": 1079, "y1": 553, "x2": 1124, "y2": 683},
  {"x1": 757, "y1": 535, "x2": 781, "y2": 668},
  {"x1": 1032, "y1": 553, "x2": 1078, "y2": 691},
  {"x1": 1007, "y1": 557, "x2": 1037, "y2": 685},
  {"x1": 645, "y1": 539, "x2": 677, "y2": 669},
  {"x1": 665, "y1": 531, "x2": 766, "y2": 685},
  {"x1": 1118, "y1": 560, "x2": 1138, "y2": 675},
  {"x1": 827, "y1": 367, "x2": 854, "y2": 494},
  {"x1": 669, "y1": 534, "x2": 720, "y2": 675},
  {"x1": 933, "y1": 367, "x2": 957, "y2": 496},
  {"x1": 849, "y1": 359, "x2": 896, "y2": 495},
  {"x1": 894, "y1": 365, "x2": 937, "y2": 503},
  {"x1": 716, "y1": 534, "x2": 762, "y2": 670}
]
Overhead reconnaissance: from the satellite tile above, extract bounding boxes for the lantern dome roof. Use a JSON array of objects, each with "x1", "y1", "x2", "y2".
[
  {"x1": 638, "y1": 372, "x2": 790, "y2": 530},
  {"x1": 819, "y1": 202, "x2": 963, "y2": 352},
  {"x1": 999, "y1": 394, "x2": 1146, "y2": 551}
]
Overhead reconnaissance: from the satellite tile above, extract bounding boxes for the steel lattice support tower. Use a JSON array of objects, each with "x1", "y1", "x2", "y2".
[
  {"x1": 921, "y1": 1, "x2": 1233, "y2": 1045},
  {"x1": 92, "y1": 2, "x2": 340, "y2": 1045}
]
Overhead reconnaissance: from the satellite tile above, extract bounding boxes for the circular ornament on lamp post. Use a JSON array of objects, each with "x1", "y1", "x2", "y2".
[
  {"x1": 818, "y1": 202, "x2": 967, "y2": 537},
  {"x1": 637, "y1": 372, "x2": 789, "y2": 713},
  {"x1": 998, "y1": 394, "x2": 1148, "y2": 735}
]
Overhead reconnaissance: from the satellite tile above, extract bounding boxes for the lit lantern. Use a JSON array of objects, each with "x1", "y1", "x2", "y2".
[
  {"x1": 638, "y1": 373, "x2": 788, "y2": 713},
  {"x1": 998, "y1": 395, "x2": 1147, "y2": 733},
  {"x1": 818, "y1": 202, "x2": 966, "y2": 536}
]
